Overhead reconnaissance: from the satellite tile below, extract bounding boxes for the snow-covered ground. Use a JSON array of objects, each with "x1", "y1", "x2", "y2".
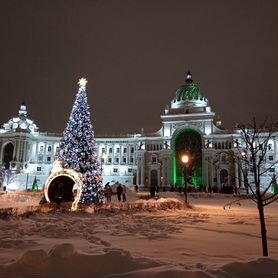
[{"x1": 0, "y1": 191, "x2": 277, "y2": 277}]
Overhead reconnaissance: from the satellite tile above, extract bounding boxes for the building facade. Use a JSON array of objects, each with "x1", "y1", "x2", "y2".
[{"x1": 0, "y1": 73, "x2": 277, "y2": 192}]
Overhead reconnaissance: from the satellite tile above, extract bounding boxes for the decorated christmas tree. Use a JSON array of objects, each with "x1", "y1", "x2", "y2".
[{"x1": 57, "y1": 78, "x2": 104, "y2": 204}]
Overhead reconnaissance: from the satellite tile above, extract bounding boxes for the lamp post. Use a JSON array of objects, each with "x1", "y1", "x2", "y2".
[
  {"x1": 100, "y1": 151, "x2": 107, "y2": 172},
  {"x1": 181, "y1": 153, "x2": 189, "y2": 203},
  {"x1": 241, "y1": 150, "x2": 249, "y2": 194},
  {"x1": 25, "y1": 172, "x2": 29, "y2": 191}
]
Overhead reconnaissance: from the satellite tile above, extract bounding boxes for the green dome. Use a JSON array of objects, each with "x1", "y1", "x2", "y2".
[{"x1": 176, "y1": 83, "x2": 203, "y2": 101}]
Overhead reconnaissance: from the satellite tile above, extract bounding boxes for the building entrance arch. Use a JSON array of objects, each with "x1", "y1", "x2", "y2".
[
  {"x1": 220, "y1": 169, "x2": 228, "y2": 185},
  {"x1": 2, "y1": 143, "x2": 14, "y2": 169},
  {"x1": 172, "y1": 128, "x2": 202, "y2": 188},
  {"x1": 150, "y1": 169, "x2": 158, "y2": 187}
]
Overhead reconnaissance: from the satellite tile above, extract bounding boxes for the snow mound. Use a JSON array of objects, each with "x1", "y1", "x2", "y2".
[
  {"x1": 0, "y1": 243, "x2": 161, "y2": 278},
  {"x1": 48, "y1": 243, "x2": 76, "y2": 259},
  {"x1": 1, "y1": 246, "x2": 277, "y2": 278},
  {"x1": 217, "y1": 257, "x2": 278, "y2": 277}
]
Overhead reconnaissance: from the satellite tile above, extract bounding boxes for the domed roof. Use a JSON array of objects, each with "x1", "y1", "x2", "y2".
[
  {"x1": 0, "y1": 102, "x2": 39, "y2": 134},
  {"x1": 175, "y1": 72, "x2": 203, "y2": 101},
  {"x1": 170, "y1": 72, "x2": 208, "y2": 110}
]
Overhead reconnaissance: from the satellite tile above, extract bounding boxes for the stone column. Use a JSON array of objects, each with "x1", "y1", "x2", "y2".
[
  {"x1": 235, "y1": 160, "x2": 239, "y2": 188},
  {"x1": 35, "y1": 142, "x2": 38, "y2": 163},
  {"x1": 19, "y1": 140, "x2": 23, "y2": 161},
  {"x1": 15, "y1": 139, "x2": 20, "y2": 161},
  {"x1": 210, "y1": 160, "x2": 214, "y2": 186},
  {"x1": 141, "y1": 157, "x2": 145, "y2": 186},
  {"x1": 162, "y1": 158, "x2": 166, "y2": 186},
  {"x1": 136, "y1": 158, "x2": 140, "y2": 185},
  {"x1": 205, "y1": 157, "x2": 209, "y2": 187},
  {"x1": 23, "y1": 140, "x2": 28, "y2": 162}
]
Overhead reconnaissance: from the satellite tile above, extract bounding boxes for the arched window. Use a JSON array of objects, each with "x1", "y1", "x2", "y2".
[{"x1": 3, "y1": 143, "x2": 14, "y2": 169}]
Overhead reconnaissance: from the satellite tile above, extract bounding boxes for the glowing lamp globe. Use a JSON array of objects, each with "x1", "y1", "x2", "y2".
[{"x1": 181, "y1": 154, "x2": 189, "y2": 164}]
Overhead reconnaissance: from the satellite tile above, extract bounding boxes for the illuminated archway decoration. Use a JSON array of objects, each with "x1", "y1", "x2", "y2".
[{"x1": 44, "y1": 160, "x2": 83, "y2": 211}]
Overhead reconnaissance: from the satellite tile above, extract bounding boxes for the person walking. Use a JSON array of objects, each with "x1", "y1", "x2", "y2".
[
  {"x1": 122, "y1": 185, "x2": 127, "y2": 202},
  {"x1": 104, "y1": 183, "x2": 112, "y2": 203},
  {"x1": 116, "y1": 184, "x2": 123, "y2": 202}
]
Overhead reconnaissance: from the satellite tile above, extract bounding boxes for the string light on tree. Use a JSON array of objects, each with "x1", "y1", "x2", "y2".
[{"x1": 56, "y1": 77, "x2": 104, "y2": 204}]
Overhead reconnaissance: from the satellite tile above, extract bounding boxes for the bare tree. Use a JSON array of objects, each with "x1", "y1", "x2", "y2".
[{"x1": 232, "y1": 119, "x2": 278, "y2": 256}]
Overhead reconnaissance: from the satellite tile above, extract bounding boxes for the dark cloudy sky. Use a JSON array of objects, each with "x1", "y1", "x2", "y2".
[{"x1": 0, "y1": 0, "x2": 277, "y2": 135}]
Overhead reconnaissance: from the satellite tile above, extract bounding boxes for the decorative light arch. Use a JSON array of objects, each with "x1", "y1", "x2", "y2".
[{"x1": 44, "y1": 160, "x2": 83, "y2": 210}]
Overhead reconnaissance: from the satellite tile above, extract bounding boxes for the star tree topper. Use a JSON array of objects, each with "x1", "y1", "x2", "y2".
[{"x1": 78, "y1": 77, "x2": 88, "y2": 90}]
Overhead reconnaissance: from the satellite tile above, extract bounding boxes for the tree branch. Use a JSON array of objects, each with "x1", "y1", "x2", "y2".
[
  {"x1": 263, "y1": 193, "x2": 278, "y2": 207},
  {"x1": 224, "y1": 195, "x2": 257, "y2": 210}
]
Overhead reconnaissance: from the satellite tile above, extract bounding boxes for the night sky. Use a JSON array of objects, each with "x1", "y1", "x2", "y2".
[{"x1": 0, "y1": 0, "x2": 277, "y2": 136}]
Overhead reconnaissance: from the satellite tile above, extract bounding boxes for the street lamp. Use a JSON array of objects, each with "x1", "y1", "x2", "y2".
[
  {"x1": 241, "y1": 150, "x2": 249, "y2": 194},
  {"x1": 181, "y1": 153, "x2": 189, "y2": 203},
  {"x1": 100, "y1": 151, "x2": 107, "y2": 172}
]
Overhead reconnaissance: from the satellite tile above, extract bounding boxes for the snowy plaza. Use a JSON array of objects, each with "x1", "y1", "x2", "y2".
[{"x1": 0, "y1": 192, "x2": 277, "y2": 277}]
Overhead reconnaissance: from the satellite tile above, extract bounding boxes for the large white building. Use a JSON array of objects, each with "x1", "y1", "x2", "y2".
[{"x1": 0, "y1": 73, "x2": 277, "y2": 193}]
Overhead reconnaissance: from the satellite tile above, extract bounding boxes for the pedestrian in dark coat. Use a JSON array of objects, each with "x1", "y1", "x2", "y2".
[
  {"x1": 116, "y1": 184, "x2": 123, "y2": 202},
  {"x1": 104, "y1": 184, "x2": 112, "y2": 203}
]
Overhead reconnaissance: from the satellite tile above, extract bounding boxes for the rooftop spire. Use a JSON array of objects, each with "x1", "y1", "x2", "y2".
[
  {"x1": 185, "y1": 71, "x2": 193, "y2": 84},
  {"x1": 18, "y1": 102, "x2": 27, "y2": 118}
]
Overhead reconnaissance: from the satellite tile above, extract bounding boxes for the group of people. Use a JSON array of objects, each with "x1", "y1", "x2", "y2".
[
  {"x1": 104, "y1": 182, "x2": 128, "y2": 203},
  {"x1": 116, "y1": 183, "x2": 127, "y2": 202}
]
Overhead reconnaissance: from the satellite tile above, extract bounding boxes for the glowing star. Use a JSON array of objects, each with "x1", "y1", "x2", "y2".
[{"x1": 78, "y1": 78, "x2": 88, "y2": 89}]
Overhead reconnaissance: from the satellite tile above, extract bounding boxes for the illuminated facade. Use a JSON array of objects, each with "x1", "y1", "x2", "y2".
[{"x1": 0, "y1": 72, "x2": 277, "y2": 191}]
